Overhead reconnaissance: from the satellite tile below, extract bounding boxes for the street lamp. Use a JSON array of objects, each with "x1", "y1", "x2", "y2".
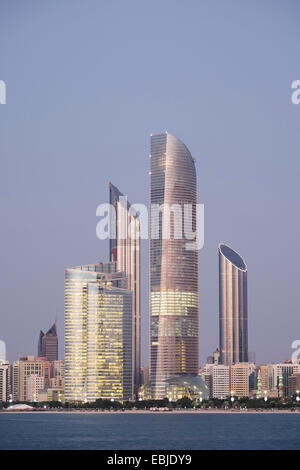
[
  {"x1": 264, "y1": 391, "x2": 268, "y2": 404},
  {"x1": 296, "y1": 390, "x2": 300, "y2": 402},
  {"x1": 230, "y1": 391, "x2": 235, "y2": 403}
]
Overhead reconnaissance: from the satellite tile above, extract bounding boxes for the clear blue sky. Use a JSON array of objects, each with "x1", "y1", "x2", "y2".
[{"x1": 1, "y1": 0, "x2": 300, "y2": 365}]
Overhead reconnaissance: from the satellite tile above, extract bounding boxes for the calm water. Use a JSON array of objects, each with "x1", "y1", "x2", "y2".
[{"x1": 0, "y1": 412, "x2": 299, "y2": 450}]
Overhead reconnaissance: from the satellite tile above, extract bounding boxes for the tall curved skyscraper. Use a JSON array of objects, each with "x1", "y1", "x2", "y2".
[
  {"x1": 219, "y1": 243, "x2": 248, "y2": 366},
  {"x1": 150, "y1": 132, "x2": 199, "y2": 399}
]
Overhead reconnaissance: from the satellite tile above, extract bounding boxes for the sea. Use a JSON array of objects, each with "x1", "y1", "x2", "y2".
[{"x1": 0, "y1": 412, "x2": 299, "y2": 450}]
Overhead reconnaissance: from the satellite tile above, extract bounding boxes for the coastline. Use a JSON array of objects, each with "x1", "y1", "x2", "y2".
[{"x1": 1, "y1": 408, "x2": 300, "y2": 414}]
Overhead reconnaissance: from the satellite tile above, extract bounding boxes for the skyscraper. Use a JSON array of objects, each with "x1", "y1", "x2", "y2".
[
  {"x1": 219, "y1": 243, "x2": 248, "y2": 366},
  {"x1": 38, "y1": 323, "x2": 58, "y2": 362},
  {"x1": 109, "y1": 183, "x2": 141, "y2": 392},
  {"x1": 64, "y1": 262, "x2": 133, "y2": 402},
  {"x1": 150, "y1": 132, "x2": 199, "y2": 399}
]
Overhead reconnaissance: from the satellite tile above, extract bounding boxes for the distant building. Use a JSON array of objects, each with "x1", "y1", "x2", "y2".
[
  {"x1": 288, "y1": 374, "x2": 300, "y2": 397},
  {"x1": 212, "y1": 365, "x2": 230, "y2": 399},
  {"x1": 207, "y1": 348, "x2": 221, "y2": 365},
  {"x1": 256, "y1": 364, "x2": 272, "y2": 392},
  {"x1": 230, "y1": 363, "x2": 252, "y2": 398},
  {"x1": 198, "y1": 364, "x2": 213, "y2": 398},
  {"x1": 26, "y1": 375, "x2": 45, "y2": 402},
  {"x1": 213, "y1": 349, "x2": 220, "y2": 365},
  {"x1": 270, "y1": 363, "x2": 300, "y2": 397},
  {"x1": 11, "y1": 356, "x2": 51, "y2": 402},
  {"x1": 0, "y1": 360, "x2": 10, "y2": 402},
  {"x1": 38, "y1": 323, "x2": 58, "y2": 362},
  {"x1": 11, "y1": 361, "x2": 20, "y2": 401},
  {"x1": 51, "y1": 359, "x2": 64, "y2": 379},
  {"x1": 38, "y1": 387, "x2": 64, "y2": 403},
  {"x1": 219, "y1": 244, "x2": 248, "y2": 366}
]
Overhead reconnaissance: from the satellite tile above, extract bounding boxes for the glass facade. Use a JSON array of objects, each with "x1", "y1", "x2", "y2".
[
  {"x1": 150, "y1": 133, "x2": 199, "y2": 399},
  {"x1": 219, "y1": 243, "x2": 248, "y2": 365},
  {"x1": 38, "y1": 323, "x2": 58, "y2": 362},
  {"x1": 109, "y1": 183, "x2": 141, "y2": 392},
  {"x1": 165, "y1": 375, "x2": 209, "y2": 401},
  {"x1": 64, "y1": 262, "x2": 133, "y2": 402}
]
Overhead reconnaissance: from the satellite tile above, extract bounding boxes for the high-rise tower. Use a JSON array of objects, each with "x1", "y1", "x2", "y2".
[
  {"x1": 109, "y1": 183, "x2": 141, "y2": 393},
  {"x1": 219, "y1": 243, "x2": 248, "y2": 366},
  {"x1": 150, "y1": 132, "x2": 199, "y2": 399},
  {"x1": 38, "y1": 323, "x2": 58, "y2": 362},
  {"x1": 64, "y1": 262, "x2": 133, "y2": 402}
]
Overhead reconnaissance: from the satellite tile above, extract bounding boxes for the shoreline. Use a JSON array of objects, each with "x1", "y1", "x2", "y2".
[{"x1": 1, "y1": 409, "x2": 300, "y2": 414}]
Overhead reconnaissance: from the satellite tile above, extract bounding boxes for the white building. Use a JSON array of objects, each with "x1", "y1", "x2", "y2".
[
  {"x1": 26, "y1": 375, "x2": 45, "y2": 402},
  {"x1": 212, "y1": 365, "x2": 230, "y2": 399},
  {"x1": 0, "y1": 360, "x2": 10, "y2": 402}
]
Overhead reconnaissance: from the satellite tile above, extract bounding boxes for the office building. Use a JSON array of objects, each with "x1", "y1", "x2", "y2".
[
  {"x1": 288, "y1": 374, "x2": 300, "y2": 397},
  {"x1": 109, "y1": 183, "x2": 141, "y2": 392},
  {"x1": 230, "y1": 363, "x2": 251, "y2": 398},
  {"x1": 64, "y1": 262, "x2": 133, "y2": 402},
  {"x1": 11, "y1": 356, "x2": 51, "y2": 402},
  {"x1": 0, "y1": 360, "x2": 10, "y2": 402},
  {"x1": 270, "y1": 363, "x2": 300, "y2": 397},
  {"x1": 212, "y1": 365, "x2": 230, "y2": 399},
  {"x1": 38, "y1": 323, "x2": 58, "y2": 362},
  {"x1": 219, "y1": 243, "x2": 248, "y2": 365},
  {"x1": 150, "y1": 132, "x2": 199, "y2": 398},
  {"x1": 26, "y1": 375, "x2": 45, "y2": 402}
]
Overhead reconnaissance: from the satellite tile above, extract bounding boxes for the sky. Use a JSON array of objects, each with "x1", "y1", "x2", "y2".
[{"x1": 1, "y1": 0, "x2": 300, "y2": 366}]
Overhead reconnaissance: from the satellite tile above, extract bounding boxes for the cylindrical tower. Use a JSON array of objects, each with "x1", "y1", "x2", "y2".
[{"x1": 219, "y1": 243, "x2": 248, "y2": 366}]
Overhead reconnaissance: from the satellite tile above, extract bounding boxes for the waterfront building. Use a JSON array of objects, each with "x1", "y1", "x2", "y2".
[
  {"x1": 0, "y1": 360, "x2": 10, "y2": 402},
  {"x1": 198, "y1": 364, "x2": 213, "y2": 398},
  {"x1": 212, "y1": 365, "x2": 230, "y2": 399},
  {"x1": 150, "y1": 132, "x2": 199, "y2": 399},
  {"x1": 165, "y1": 375, "x2": 209, "y2": 401},
  {"x1": 109, "y1": 183, "x2": 141, "y2": 393},
  {"x1": 288, "y1": 373, "x2": 300, "y2": 397},
  {"x1": 11, "y1": 356, "x2": 51, "y2": 402},
  {"x1": 219, "y1": 243, "x2": 248, "y2": 366},
  {"x1": 64, "y1": 262, "x2": 133, "y2": 402},
  {"x1": 51, "y1": 359, "x2": 64, "y2": 379},
  {"x1": 230, "y1": 363, "x2": 253, "y2": 398},
  {"x1": 270, "y1": 363, "x2": 300, "y2": 397},
  {"x1": 26, "y1": 375, "x2": 45, "y2": 402}
]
